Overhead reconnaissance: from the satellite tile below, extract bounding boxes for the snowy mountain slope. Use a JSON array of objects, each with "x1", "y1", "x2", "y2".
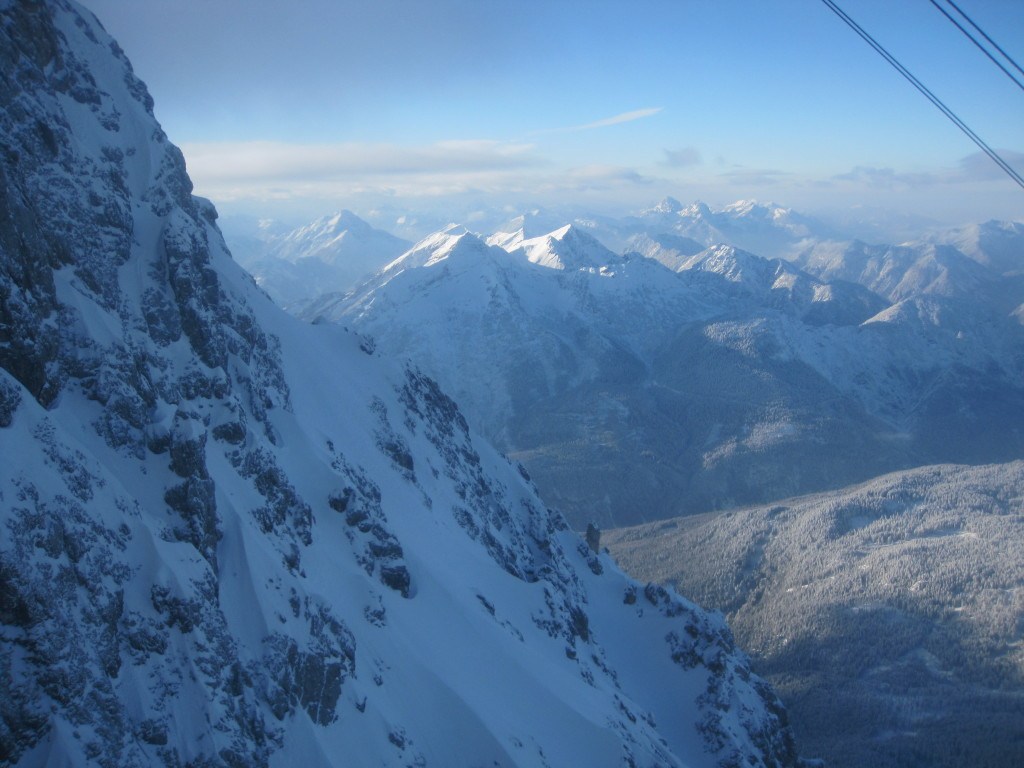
[
  {"x1": 314, "y1": 213, "x2": 1024, "y2": 527},
  {"x1": 793, "y1": 239, "x2": 1000, "y2": 301},
  {"x1": 497, "y1": 224, "x2": 616, "y2": 272},
  {"x1": 937, "y1": 219, "x2": 1024, "y2": 276},
  {"x1": 232, "y1": 211, "x2": 410, "y2": 310},
  {"x1": 270, "y1": 211, "x2": 409, "y2": 267},
  {"x1": 623, "y1": 231, "x2": 705, "y2": 271},
  {"x1": 0, "y1": 2, "x2": 805, "y2": 766},
  {"x1": 671, "y1": 244, "x2": 887, "y2": 326},
  {"x1": 605, "y1": 460, "x2": 1024, "y2": 768},
  {"x1": 793, "y1": 236, "x2": 1024, "y2": 344}
]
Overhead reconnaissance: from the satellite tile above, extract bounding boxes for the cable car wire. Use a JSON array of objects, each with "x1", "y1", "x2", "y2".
[
  {"x1": 928, "y1": 0, "x2": 1024, "y2": 93},
  {"x1": 944, "y1": 0, "x2": 1024, "y2": 80},
  {"x1": 818, "y1": 0, "x2": 1024, "y2": 191}
]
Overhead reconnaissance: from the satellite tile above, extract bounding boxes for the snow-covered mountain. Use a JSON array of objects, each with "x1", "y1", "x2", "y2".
[
  {"x1": 0, "y1": 2, "x2": 804, "y2": 766},
  {"x1": 935, "y1": 219, "x2": 1024, "y2": 276},
  {"x1": 621, "y1": 198, "x2": 832, "y2": 260},
  {"x1": 311, "y1": 214, "x2": 1024, "y2": 528},
  {"x1": 670, "y1": 244, "x2": 888, "y2": 326},
  {"x1": 606, "y1": 460, "x2": 1024, "y2": 768},
  {"x1": 793, "y1": 240, "x2": 1001, "y2": 302},
  {"x1": 466, "y1": 199, "x2": 835, "y2": 260},
  {"x1": 271, "y1": 211, "x2": 408, "y2": 266},
  {"x1": 228, "y1": 211, "x2": 410, "y2": 310},
  {"x1": 623, "y1": 231, "x2": 705, "y2": 271}
]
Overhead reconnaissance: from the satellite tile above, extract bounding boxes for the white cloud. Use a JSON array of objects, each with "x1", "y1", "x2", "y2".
[
  {"x1": 662, "y1": 147, "x2": 702, "y2": 168},
  {"x1": 831, "y1": 150, "x2": 1024, "y2": 190},
  {"x1": 831, "y1": 165, "x2": 938, "y2": 189},
  {"x1": 561, "y1": 164, "x2": 655, "y2": 186},
  {"x1": 956, "y1": 149, "x2": 1024, "y2": 183},
  {"x1": 180, "y1": 139, "x2": 541, "y2": 185},
  {"x1": 177, "y1": 139, "x2": 667, "y2": 208}
]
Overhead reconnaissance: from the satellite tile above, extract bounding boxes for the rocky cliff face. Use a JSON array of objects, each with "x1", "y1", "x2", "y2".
[{"x1": 0, "y1": 2, "x2": 803, "y2": 766}]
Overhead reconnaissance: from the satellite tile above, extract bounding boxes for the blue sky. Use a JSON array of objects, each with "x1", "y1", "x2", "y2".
[{"x1": 84, "y1": 0, "x2": 1024, "y2": 226}]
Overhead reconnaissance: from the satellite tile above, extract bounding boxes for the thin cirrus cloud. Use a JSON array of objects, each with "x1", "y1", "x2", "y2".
[{"x1": 530, "y1": 107, "x2": 663, "y2": 135}]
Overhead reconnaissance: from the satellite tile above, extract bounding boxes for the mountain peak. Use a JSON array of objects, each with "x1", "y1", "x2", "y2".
[
  {"x1": 281, "y1": 210, "x2": 374, "y2": 252},
  {"x1": 322, "y1": 209, "x2": 369, "y2": 232},
  {"x1": 680, "y1": 200, "x2": 714, "y2": 218},
  {"x1": 381, "y1": 227, "x2": 491, "y2": 275},
  {"x1": 722, "y1": 199, "x2": 792, "y2": 221},
  {"x1": 724, "y1": 198, "x2": 763, "y2": 213},
  {"x1": 548, "y1": 222, "x2": 579, "y2": 241},
  {"x1": 516, "y1": 223, "x2": 617, "y2": 271},
  {"x1": 650, "y1": 196, "x2": 684, "y2": 214}
]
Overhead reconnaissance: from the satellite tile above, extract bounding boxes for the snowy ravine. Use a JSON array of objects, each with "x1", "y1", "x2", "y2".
[{"x1": 0, "y1": 2, "x2": 802, "y2": 766}]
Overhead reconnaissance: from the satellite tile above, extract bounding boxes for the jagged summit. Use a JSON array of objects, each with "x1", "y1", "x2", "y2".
[
  {"x1": 514, "y1": 223, "x2": 619, "y2": 271},
  {"x1": 266, "y1": 209, "x2": 410, "y2": 268},
  {"x1": 493, "y1": 208, "x2": 578, "y2": 241},
  {"x1": 679, "y1": 200, "x2": 714, "y2": 218},
  {"x1": 232, "y1": 209, "x2": 411, "y2": 309},
  {"x1": 273, "y1": 210, "x2": 381, "y2": 261},
  {"x1": 379, "y1": 226, "x2": 490, "y2": 275},
  {"x1": 325, "y1": 209, "x2": 372, "y2": 230},
  {"x1": 627, "y1": 199, "x2": 829, "y2": 259},
  {"x1": 647, "y1": 196, "x2": 685, "y2": 214},
  {"x1": 722, "y1": 199, "x2": 783, "y2": 217}
]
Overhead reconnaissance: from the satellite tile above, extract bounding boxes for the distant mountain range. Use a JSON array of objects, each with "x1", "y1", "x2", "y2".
[{"x1": 288, "y1": 208, "x2": 1024, "y2": 529}]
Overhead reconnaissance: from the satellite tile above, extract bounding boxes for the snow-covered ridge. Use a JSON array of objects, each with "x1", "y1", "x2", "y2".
[
  {"x1": 514, "y1": 224, "x2": 620, "y2": 272},
  {"x1": 269, "y1": 210, "x2": 406, "y2": 266},
  {"x1": 0, "y1": 1, "x2": 803, "y2": 766}
]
